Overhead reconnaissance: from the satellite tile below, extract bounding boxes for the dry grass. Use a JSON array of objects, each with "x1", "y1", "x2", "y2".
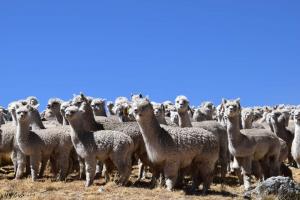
[{"x1": 0, "y1": 164, "x2": 299, "y2": 200}]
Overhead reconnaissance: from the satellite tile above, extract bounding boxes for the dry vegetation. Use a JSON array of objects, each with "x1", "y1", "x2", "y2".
[{"x1": 0, "y1": 163, "x2": 299, "y2": 200}]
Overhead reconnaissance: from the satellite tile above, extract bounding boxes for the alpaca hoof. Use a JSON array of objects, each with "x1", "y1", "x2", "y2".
[
  {"x1": 85, "y1": 181, "x2": 93, "y2": 187},
  {"x1": 94, "y1": 172, "x2": 102, "y2": 179},
  {"x1": 243, "y1": 191, "x2": 251, "y2": 200}
]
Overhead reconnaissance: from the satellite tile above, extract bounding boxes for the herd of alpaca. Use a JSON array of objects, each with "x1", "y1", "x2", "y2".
[{"x1": 1, "y1": 93, "x2": 300, "y2": 195}]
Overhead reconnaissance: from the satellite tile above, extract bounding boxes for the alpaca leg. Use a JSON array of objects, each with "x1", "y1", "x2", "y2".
[
  {"x1": 57, "y1": 152, "x2": 70, "y2": 181},
  {"x1": 199, "y1": 162, "x2": 215, "y2": 195},
  {"x1": 25, "y1": 156, "x2": 30, "y2": 177},
  {"x1": 39, "y1": 155, "x2": 50, "y2": 178},
  {"x1": 112, "y1": 155, "x2": 132, "y2": 186},
  {"x1": 30, "y1": 154, "x2": 41, "y2": 181},
  {"x1": 239, "y1": 157, "x2": 252, "y2": 191},
  {"x1": 150, "y1": 169, "x2": 162, "y2": 188},
  {"x1": 191, "y1": 166, "x2": 201, "y2": 191},
  {"x1": 269, "y1": 155, "x2": 280, "y2": 177},
  {"x1": 15, "y1": 152, "x2": 26, "y2": 180},
  {"x1": 259, "y1": 158, "x2": 270, "y2": 180},
  {"x1": 84, "y1": 157, "x2": 96, "y2": 187},
  {"x1": 163, "y1": 162, "x2": 179, "y2": 191},
  {"x1": 252, "y1": 161, "x2": 263, "y2": 181},
  {"x1": 103, "y1": 160, "x2": 114, "y2": 183},
  {"x1": 137, "y1": 160, "x2": 145, "y2": 181},
  {"x1": 11, "y1": 151, "x2": 18, "y2": 178},
  {"x1": 78, "y1": 156, "x2": 85, "y2": 180},
  {"x1": 49, "y1": 155, "x2": 58, "y2": 177},
  {"x1": 95, "y1": 160, "x2": 103, "y2": 179}
]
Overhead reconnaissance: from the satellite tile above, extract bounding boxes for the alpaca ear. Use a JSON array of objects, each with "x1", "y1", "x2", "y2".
[
  {"x1": 139, "y1": 94, "x2": 143, "y2": 98},
  {"x1": 161, "y1": 104, "x2": 165, "y2": 113},
  {"x1": 80, "y1": 93, "x2": 88, "y2": 103},
  {"x1": 235, "y1": 98, "x2": 240, "y2": 104},
  {"x1": 222, "y1": 98, "x2": 227, "y2": 105}
]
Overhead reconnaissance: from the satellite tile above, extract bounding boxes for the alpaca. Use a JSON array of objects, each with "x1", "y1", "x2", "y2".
[
  {"x1": 60, "y1": 101, "x2": 71, "y2": 125},
  {"x1": 71, "y1": 94, "x2": 152, "y2": 183},
  {"x1": 91, "y1": 98, "x2": 107, "y2": 117},
  {"x1": 193, "y1": 101, "x2": 215, "y2": 121},
  {"x1": 269, "y1": 111, "x2": 294, "y2": 164},
  {"x1": 26, "y1": 96, "x2": 39, "y2": 106},
  {"x1": 65, "y1": 105, "x2": 134, "y2": 187},
  {"x1": 223, "y1": 98, "x2": 281, "y2": 191},
  {"x1": 132, "y1": 98, "x2": 219, "y2": 193},
  {"x1": 47, "y1": 98, "x2": 64, "y2": 125},
  {"x1": 152, "y1": 103, "x2": 167, "y2": 125},
  {"x1": 175, "y1": 95, "x2": 229, "y2": 181},
  {"x1": 0, "y1": 123, "x2": 28, "y2": 179},
  {"x1": 106, "y1": 101, "x2": 115, "y2": 116},
  {"x1": 15, "y1": 104, "x2": 73, "y2": 181},
  {"x1": 292, "y1": 109, "x2": 300, "y2": 168}
]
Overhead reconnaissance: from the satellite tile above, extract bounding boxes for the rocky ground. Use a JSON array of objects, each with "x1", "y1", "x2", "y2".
[{"x1": 0, "y1": 164, "x2": 300, "y2": 200}]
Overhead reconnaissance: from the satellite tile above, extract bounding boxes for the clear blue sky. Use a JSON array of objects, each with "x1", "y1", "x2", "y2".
[{"x1": 1, "y1": 1, "x2": 299, "y2": 109}]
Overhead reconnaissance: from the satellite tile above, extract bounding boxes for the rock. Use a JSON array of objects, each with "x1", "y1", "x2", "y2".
[{"x1": 248, "y1": 176, "x2": 300, "y2": 200}]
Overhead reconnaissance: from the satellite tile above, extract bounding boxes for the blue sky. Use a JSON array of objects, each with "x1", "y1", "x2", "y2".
[{"x1": 0, "y1": 1, "x2": 299, "y2": 109}]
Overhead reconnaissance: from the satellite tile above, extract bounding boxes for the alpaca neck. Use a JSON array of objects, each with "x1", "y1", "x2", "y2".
[
  {"x1": 69, "y1": 119, "x2": 87, "y2": 139},
  {"x1": 93, "y1": 108, "x2": 107, "y2": 117},
  {"x1": 242, "y1": 118, "x2": 252, "y2": 129},
  {"x1": 83, "y1": 108, "x2": 103, "y2": 131},
  {"x1": 137, "y1": 113, "x2": 163, "y2": 162},
  {"x1": 54, "y1": 110, "x2": 63, "y2": 124},
  {"x1": 226, "y1": 115, "x2": 243, "y2": 144},
  {"x1": 16, "y1": 120, "x2": 31, "y2": 143},
  {"x1": 272, "y1": 121, "x2": 285, "y2": 138},
  {"x1": 11, "y1": 111, "x2": 18, "y2": 126},
  {"x1": 156, "y1": 115, "x2": 167, "y2": 125},
  {"x1": 294, "y1": 123, "x2": 300, "y2": 141},
  {"x1": 62, "y1": 117, "x2": 69, "y2": 126},
  {"x1": 178, "y1": 111, "x2": 192, "y2": 128}
]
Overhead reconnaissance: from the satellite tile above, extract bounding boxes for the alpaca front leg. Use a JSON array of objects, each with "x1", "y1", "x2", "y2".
[
  {"x1": 137, "y1": 160, "x2": 145, "y2": 181},
  {"x1": 39, "y1": 155, "x2": 50, "y2": 178},
  {"x1": 164, "y1": 163, "x2": 179, "y2": 191},
  {"x1": 30, "y1": 154, "x2": 41, "y2": 181},
  {"x1": 57, "y1": 153, "x2": 70, "y2": 181},
  {"x1": 239, "y1": 157, "x2": 252, "y2": 191},
  {"x1": 95, "y1": 160, "x2": 103, "y2": 179},
  {"x1": 84, "y1": 157, "x2": 96, "y2": 187},
  {"x1": 78, "y1": 157, "x2": 85, "y2": 180},
  {"x1": 11, "y1": 151, "x2": 18, "y2": 178},
  {"x1": 15, "y1": 153, "x2": 27, "y2": 180}
]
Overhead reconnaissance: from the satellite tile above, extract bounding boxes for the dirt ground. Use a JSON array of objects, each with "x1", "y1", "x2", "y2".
[{"x1": 0, "y1": 164, "x2": 299, "y2": 200}]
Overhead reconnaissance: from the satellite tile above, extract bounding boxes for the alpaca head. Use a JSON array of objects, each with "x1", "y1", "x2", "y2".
[
  {"x1": 270, "y1": 111, "x2": 284, "y2": 127},
  {"x1": 152, "y1": 103, "x2": 165, "y2": 118},
  {"x1": 175, "y1": 95, "x2": 190, "y2": 114},
  {"x1": 60, "y1": 101, "x2": 71, "y2": 116},
  {"x1": 26, "y1": 96, "x2": 39, "y2": 106},
  {"x1": 200, "y1": 101, "x2": 215, "y2": 115},
  {"x1": 47, "y1": 98, "x2": 63, "y2": 113},
  {"x1": 15, "y1": 104, "x2": 32, "y2": 124},
  {"x1": 223, "y1": 98, "x2": 241, "y2": 119},
  {"x1": 294, "y1": 109, "x2": 300, "y2": 125},
  {"x1": 132, "y1": 98, "x2": 153, "y2": 121},
  {"x1": 131, "y1": 93, "x2": 143, "y2": 102},
  {"x1": 241, "y1": 108, "x2": 254, "y2": 123},
  {"x1": 193, "y1": 108, "x2": 206, "y2": 121},
  {"x1": 163, "y1": 101, "x2": 174, "y2": 117},
  {"x1": 91, "y1": 98, "x2": 106, "y2": 112},
  {"x1": 64, "y1": 105, "x2": 83, "y2": 123}
]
